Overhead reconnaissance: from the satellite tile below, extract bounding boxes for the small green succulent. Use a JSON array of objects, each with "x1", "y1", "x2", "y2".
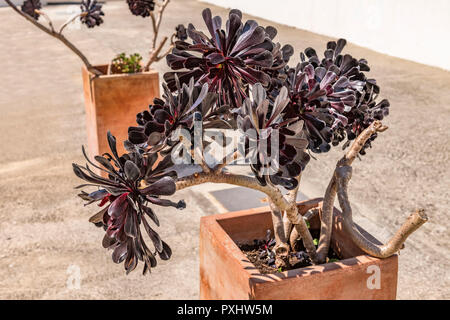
[{"x1": 111, "y1": 53, "x2": 143, "y2": 74}]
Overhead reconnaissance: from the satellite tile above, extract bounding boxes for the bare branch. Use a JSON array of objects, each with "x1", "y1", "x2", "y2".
[
  {"x1": 35, "y1": 10, "x2": 54, "y2": 32},
  {"x1": 316, "y1": 120, "x2": 388, "y2": 263},
  {"x1": 145, "y1": 0, "x2": 171, "y2": 70},
  {"x1": 155, "y1": 32, "x2": 176, "y2": 60},
  {"x1": 144, "y1": 36, "x2": 168, "y2": 71},
  {"x1": 338, "y1": 120, "x2": 388, "y2": 167},
  {"x1": 149, "y1": 11, "x2": 158, "y2": 47},
  {"x1": 5, "y1": 0, "x2": 101, "y2": 75},
  {"x1": 59, "y1": 12, "x2": 87, "y2": 35},
  {"x1": 335, "y1": 165, "x2": 428, "y2": 258}
]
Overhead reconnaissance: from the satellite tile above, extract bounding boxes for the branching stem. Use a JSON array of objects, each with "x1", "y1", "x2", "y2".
[
  {"x1": 5, "y1": 0, "x2": 101, "y2": 75},
  {"x1": 175, "y1": 171, "x2": 318, "y2": 262},
  {"x1": 316, "y1": 120, "x2": 389, "y2": 263},
  {"x1": 145, "y1": 0, "x2": 171, "y2": 70},
  {"x1": 335, "y1": 165, "x2": 428, "y2": 257}
]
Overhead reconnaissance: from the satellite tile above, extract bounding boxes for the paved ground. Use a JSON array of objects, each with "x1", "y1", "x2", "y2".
[{"x1": 0, "y1": 0, "x2": 449, "y2": 299}]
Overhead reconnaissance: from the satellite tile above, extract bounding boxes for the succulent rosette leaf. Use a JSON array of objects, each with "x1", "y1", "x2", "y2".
[
  {"x1": 127, "y1": 0, "x2": 155, "y2": 17},
  {"x1": 175, "y1": 24, "x2": 188, "y2": 41},
  {"x1": 128, "y1": 77, "x2": 223, "y2": 155},
  {"x1": 80, "y1": 0, "x2": 105, "y2": 28},
  {"x1": 262, "y1": 27, "x2": 294, "y2": 91},
  {"x1": 73, "y1": 132, "x2": 184, "y2": 274},
  {"x1": 164, "y1": 8, "x2": 276, "y2": 107},
  {"x1": 21, "y1": 0, "x2": 41, "y2": 20},
  {"x1": 237, "y1": 83, "x2": 310, "y2": 189}
]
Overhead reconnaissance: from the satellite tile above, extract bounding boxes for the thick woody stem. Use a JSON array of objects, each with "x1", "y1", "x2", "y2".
[
  {"x1": 282, "y1": 213, "x2": 292, "y2": 246},
  {"x1": 176, "y1": 172, "x2": 318, "y2": 261},
  {"x1": 316, "y1": 176, "x2": 337, "y2": 262},
  {"x1": 316, "y1": 120, "x2": 388, "y2": 263},
  {"x1": 6, "y1": 1, "x2": 101, "y2": 75},
  {"x1": 289, "y1": 226, "x2": 299, "y2": 250},
  {"x1": 335, "y1": 165, "x2": 428, "y2": 258},
  {"x1": 289, "y1": 205, "x2": 320, "y2": 250},
  {"x1": 283, "y1": 174, "x2": 301, "y2": 245},
  {"x1": 269, "y1": 199, "x2": 286, "y2": 244}
]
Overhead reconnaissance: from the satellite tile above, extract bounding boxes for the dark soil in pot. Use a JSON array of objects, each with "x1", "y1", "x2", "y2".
[{"x1": 237, "y1": 229, "x2": 340, "y2": 274}]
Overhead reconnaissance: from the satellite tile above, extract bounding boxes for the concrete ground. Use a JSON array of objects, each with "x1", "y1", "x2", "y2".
[{"x1": 0, "y1": 0, "x2": 449, "y2": 299}]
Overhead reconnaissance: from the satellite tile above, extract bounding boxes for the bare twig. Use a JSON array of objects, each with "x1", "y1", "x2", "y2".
[
  {"x1": 149, "y1": 11, "x2": 158, "y2": 44},
  {"x1": 35, "y1": 10, "x2": 54, "y2": 32},
  {"x1": 144, "y1": 36, "x2": 168, "y2": 71},
  {"x1": 145, "y1": 0, "x2": 171, "y2": 70},
  {"x1": 152, "y1": 0, "x2": 170, "y2": 48},
  {"x1": 157, "y1": 33, "x2": 176, "y2": 58},
  {"x1": 338, "y1": 120, "x2": 388, "y2": 167},
  {"x1": 59, "y1": 12, "x2": 87, "y2": 35},
  {"x1": 5, "y1": 0, "x2": 101, "y2": 75},
  {"x1": 335, "y1": 165, "x2": 428, "y2": 258}
]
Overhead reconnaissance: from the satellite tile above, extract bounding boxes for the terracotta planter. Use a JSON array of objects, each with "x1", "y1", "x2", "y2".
[
  {"x1": 81, "y1": 65, "x2": 160, "y2": 165},
  {"x1": 199, "y1": 198, "x2": 398, "y2": 300}
]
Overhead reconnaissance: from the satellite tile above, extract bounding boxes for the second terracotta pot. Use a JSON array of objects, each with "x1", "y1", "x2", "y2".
[{"x1": 81, "y1": 65, "x2": 160, "y2": 164}]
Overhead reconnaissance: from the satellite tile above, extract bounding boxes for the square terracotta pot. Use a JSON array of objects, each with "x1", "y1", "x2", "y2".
[
  {"x1": 82, "y1": 65, "x2": 160, "y2": 169},
  {"x1": 199, "y1": 198, "x2": 398, "y2": 300}
]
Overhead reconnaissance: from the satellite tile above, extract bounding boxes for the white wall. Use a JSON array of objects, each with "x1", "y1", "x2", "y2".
[{"x1": 200, "y1": 0, "x2": 450, "y2": 71}]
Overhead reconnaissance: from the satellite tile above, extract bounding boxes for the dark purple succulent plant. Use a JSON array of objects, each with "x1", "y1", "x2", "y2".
[
  {"x1": 21, "y1": 0, "x2": 41, "y2": 20},
  {"x1": 164, "y1": 8, "x2": 276, "y2": 107},
  {"x1": 73, "y1": 132, "x2": 184, "y2": 274},
  {"x1": 127, "y1": 0, "x2": 155, "y2": 17},
  {"x1": 73, "y1": 8, "x2": 392, "y2": 274},
  {"x1": 280, "y1": 39, "x2": 389, "y2": 154},
  {"x1": 80, "y1": 0, "x2": 104, "y2": 28},
  {"x1": 237, "y1": 84, "x2": 310, "y2": 189}
]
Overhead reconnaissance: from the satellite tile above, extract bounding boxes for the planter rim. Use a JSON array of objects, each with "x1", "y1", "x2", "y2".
[
  {"x1": 83, "y1": 64, "x2": 159, "y2": 79},
  {"x1": 201, "y1": 197, "x2": 397, "y2": 283}
]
